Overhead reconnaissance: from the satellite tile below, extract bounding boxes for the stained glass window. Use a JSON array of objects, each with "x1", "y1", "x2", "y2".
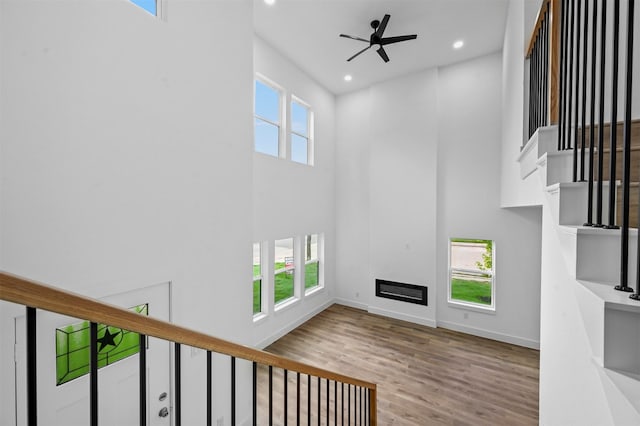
[{"x1": 56, "y1": 304, "x2": 148, "y2": 386}]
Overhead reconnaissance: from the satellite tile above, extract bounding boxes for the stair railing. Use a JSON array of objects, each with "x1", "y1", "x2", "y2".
[
  {"x1": 526, "y1": 0, "x2": 561, "y2": 140},
  {"x1": 0, "y1": 271, "x2": 377, "y2": 425},
  {"x1": 530, "y1": 0, "x2": 639, "y2": 299}
]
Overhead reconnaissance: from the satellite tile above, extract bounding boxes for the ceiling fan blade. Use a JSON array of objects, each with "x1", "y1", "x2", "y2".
[
  {"x1": 347, "y1": 45, "x2": 372, "y2": 61},
  {"x1": 377, "y1": 46, "x2": 390, "y2": 62},
  {"x1": 339, "y1": 34, "x2": 369, "y2": 43},
  {"x1": 380, "y1": 34, "x2": 417, "y2": 45},
  {"x1": 375, "y1": 14, "x2": 390, "y2": 37}
]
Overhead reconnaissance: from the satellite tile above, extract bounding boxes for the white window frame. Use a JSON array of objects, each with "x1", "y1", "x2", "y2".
[
  {"x1": 447, "y1": 238, "x2": 496, "y2": 313},
  {"x1": 289, "y1": 95, "x2": 314, "y2": 166},
  {"x1": 254, "y1": 75, "x2": 286, "y2": 159}
]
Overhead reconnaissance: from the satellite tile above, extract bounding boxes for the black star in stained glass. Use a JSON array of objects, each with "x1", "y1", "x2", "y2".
[{"x1": 97, "y1": 328, "x2": 121, "y2": 352}]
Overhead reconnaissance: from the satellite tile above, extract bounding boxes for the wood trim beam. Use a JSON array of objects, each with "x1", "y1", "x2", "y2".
[{"x1": 0, "y1": 271, "x2": 377, "y2": 393}]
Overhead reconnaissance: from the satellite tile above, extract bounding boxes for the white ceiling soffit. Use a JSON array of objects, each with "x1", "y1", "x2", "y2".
[{"x1": 254, "y1": 0, "x2": 509, "y2": 95}]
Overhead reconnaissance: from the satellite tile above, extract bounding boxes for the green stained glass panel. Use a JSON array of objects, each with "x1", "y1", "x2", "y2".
[{"x1": 56, "y1": 304, "x2": 148, "y2": 386}]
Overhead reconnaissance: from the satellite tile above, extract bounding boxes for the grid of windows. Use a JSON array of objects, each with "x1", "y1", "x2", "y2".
[
  {"x1": 449, "y1": 238, "x2": 495, "y2": 310},
  {"x1": 252, "y1": 234, "x2": 324, "y2": 320},
  {"x1": 254, "y1": 76, "x2": 313, "y2": 165}
]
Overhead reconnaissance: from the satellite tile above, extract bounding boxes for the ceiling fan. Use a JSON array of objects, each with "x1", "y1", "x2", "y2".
[{"x1": 340, "y1": 14, "x2": 417, "y2": 63}]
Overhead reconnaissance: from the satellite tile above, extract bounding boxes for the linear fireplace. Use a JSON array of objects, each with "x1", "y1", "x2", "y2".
[{"x1": 375, "y1": 279, "x2": 428, "y2": 306}]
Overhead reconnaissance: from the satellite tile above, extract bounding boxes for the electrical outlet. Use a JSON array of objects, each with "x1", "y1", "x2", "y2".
[{"x1": 216, "y1": 416, "x2": 224, "y2": 426}]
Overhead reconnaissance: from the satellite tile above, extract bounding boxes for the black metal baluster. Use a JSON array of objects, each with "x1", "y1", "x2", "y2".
[
  {"x1": 326, "y1": 379, "x2": 329, "y2": 423},
  {"x1": 90, "y1": 322, "x2": 98, "y2": 426},
  {"x1": 175, "y1": 343, "x2": 181, "y2": 426},
  {"x1": 269, "y1": 366, "x2": 273, "y2": 426},
  {"x1": 621, "y1": 0, "x2": 637, "y2": 295},
  {"x1": 607, "y1": 0, "x2": 622, "y2": 228},
  {"x1": 348, "y1": 385, "x2": 351, "y2": 425},
  {"x1": 284, "y1": 369, "x2": 288, "y2": 426},
  {"x1": 208, "y1": 352, "x2": 213, "y2": 426},
  {"x1": 253, "y1": 362, "x2": 257, "y2": 426},
  {"x1": 573, "y1": 0, "x2": 583, "y2": 182},
  {"x1": 139, "y1": 334, "x2": 147, "y2": 426},
  {"x1": 559, "y1": 0, "x2": 568, "y2": 150},
  {"x1": 567, "y1": 0, "x2": 576, "y2": 154},
  {"x1": 296, "y1": 372, "x2": 300, "y2": 426},
  {"x1": 335, "y1": 381, "x2": 338, "y2": 425},
  {"x1": 533, "y1": 35, "x2": 539, "y2": 137},
  {"x1": 307, "y1": 375, "x2": 311, "y2": 425},
  {"x1": 231, "y1": 357, "x2": 236, "y2": 426},
  {"x1": 544, "y1": 15, "x2": 548, "y2": 124},
  {"x1": 341, "y1": 382, "x2": 344, "y2": 425},
  {"x1": 26, "y1": 307, "x2": 37, "y2": 426},
  {"x1": 317, "y1": 377, "x2": 321, "y2": 426},
  {"x1": 580, "y1": 0, "x2": 590, "y2": 181},
  {"x1": 596, "y1": 0, "x2": 608, "y2": 226},
  {"x1": 586, "y1": 0, "x2": 600, "y2": 226},
  {"x1": 529, "y1": 46, "x2": 535, "y2": 138}
]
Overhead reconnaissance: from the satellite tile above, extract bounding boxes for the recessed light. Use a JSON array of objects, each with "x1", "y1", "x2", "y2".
[
  {"x1": 453, "y1": 40, "x2": 464, "y2": 49},
  {"x1": 344, "y1": 74, "x2": 353, "y2": 82},
  {"x1": 264, "y1": 0, "x2": 275, "y2": 5}
]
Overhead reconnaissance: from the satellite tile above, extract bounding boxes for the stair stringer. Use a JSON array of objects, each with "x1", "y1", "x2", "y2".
[{"x1": 524, "y1": 125, "x2": 640, "y2": 424}]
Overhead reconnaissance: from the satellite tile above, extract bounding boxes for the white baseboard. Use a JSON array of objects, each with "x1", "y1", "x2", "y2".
[
  {"x1": 367, "y1": 306, "x2": 437, "y2": 328},
  {"x1": 437, "y1": 319, "x2": 540, "y2": 349},
  {"x1": 333, "y1": 297, "x2": 368, "y2": 311},
  {"x1": 254, "y1": 299, "x2": 334, "y2": 349}
]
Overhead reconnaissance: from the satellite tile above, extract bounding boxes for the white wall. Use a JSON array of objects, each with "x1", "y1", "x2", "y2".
[
  {"x1": 0, "y1": 0, "x2": 254, "y2": 424},
  {"x1": 501, "y1": 0, "x2": 544, "y2": 207},
  {"x1": 252, "y1": 37, "x2": 336, "y2": 347},
  {"x1": 336, "y1": 52, "x2": 542, "y2": 347},
  {"x1": 436, "y1": 53, "x2": 542, "y2": 348},
  {"x1": 335, "y1": 69, "x2": 438, "y2": 327}
]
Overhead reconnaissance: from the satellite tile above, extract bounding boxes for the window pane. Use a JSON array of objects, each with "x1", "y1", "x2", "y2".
[
  {"x1": 253, "y1": 279, "x2": 261, "y2": 315},
  {"x1": 253, "y1": 243, "x2": 261, "y2": 278},
  {"x1": 291, "y1": 134, "x2": 308, "y2": 164},
  {"x1": 275, "y1": 238, "x2": 294, "y2": 304},
  {"x1": 291, "y1": 101, "x2": 308, "y2": 136},
  {"x1": 255, "y1": 118, "x2": 279, "y2": 157},
  {"x1": 130, "y1": 0, "x2": 157, "y2": 15},
  {"x1": 305, "y1": 260, "x2": 319, "y2": 289},
  {"x1": 449, "y1": 239, "x2": 493, "y2": 307},
  {"x1": 255, "y1": 80, "x2": 280, "y2": 123},
  {"x1": 305, "y1": 234, "x2": 318, "y2": 260}
]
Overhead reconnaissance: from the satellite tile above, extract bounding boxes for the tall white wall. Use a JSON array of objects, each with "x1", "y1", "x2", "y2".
[
  {"x1": 251, "y1": 37, "x2": 336, "y2": 347},
  {"x1": 337, "y1": 52, "x2": 542, "y2": 347},
  {"x1": 501, "y1": 0, "x2": 544, "y2": 207},
  {"x1": 436, "y1": 53, "x2": 542, "y2": 348},
  {"x1": 0, "y1": 0, "x2": 254, "y2": 424}
]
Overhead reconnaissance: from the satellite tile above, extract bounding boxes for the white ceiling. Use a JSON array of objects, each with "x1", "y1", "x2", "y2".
[{"x1": 254, "y1": 0, "x2": 510, "y2": 95}]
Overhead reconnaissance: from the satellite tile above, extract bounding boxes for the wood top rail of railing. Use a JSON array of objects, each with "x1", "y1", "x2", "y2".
[{"x1": 0, "y1": 271, "x2": 378, "y2": 395}]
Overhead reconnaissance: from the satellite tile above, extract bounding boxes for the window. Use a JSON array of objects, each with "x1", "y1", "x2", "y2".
[
  {"x1": 254, "y1": 75, "x2": 314, "y2": 165},
  {"x1": 291, "y1": 99, "x2": 312, "y2": 165},
  {"x1": 254, "y1": 79, "x2": 282, "y2": 157},
  {"x1": 449, "y1": 238, "x2": 495, "y2": 310},
  {"x1": 56, "y1": 304, "x2": 148, "y2": 385},
  {"x1": 304, "y1": 234, "x2": 321, "y2": 291},
  {"x1": 130, "y1": 0, "x2": 157, "y2": 16},
  {"x1": 274, "y1": 238, "x2": 295, "y2": 305},
  {"x1": 253, "y1": 242, "x2": 263, "y2": 315}
]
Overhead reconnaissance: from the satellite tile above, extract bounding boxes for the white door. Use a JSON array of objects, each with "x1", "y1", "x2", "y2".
[{"x1": 14, "y1": 282, "x2": 172, "y2": 426}]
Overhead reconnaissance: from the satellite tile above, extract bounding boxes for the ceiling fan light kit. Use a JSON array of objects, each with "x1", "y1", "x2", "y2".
[{"x1": 339, "y1": 14, "x2": 417, "y2": 63}]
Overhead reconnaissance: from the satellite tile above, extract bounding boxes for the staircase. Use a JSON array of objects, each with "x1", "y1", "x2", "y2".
[{"x1": 520, "y1": 126, "x2": 640, "y2": 424}]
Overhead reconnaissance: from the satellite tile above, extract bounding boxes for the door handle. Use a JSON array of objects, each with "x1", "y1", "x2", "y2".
[{"x1": 158, "y1": 407, "x2": 169, "y2": 418}]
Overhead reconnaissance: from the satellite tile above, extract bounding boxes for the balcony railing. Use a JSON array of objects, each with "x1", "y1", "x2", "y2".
[{"x1": 0, "y1": 271, "x2": 377, "y2": 425}]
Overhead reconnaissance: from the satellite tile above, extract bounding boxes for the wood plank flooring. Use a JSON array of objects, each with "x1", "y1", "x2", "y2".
[{"x1": 257, "y1": 304, "x2": 539, "y2": 425}]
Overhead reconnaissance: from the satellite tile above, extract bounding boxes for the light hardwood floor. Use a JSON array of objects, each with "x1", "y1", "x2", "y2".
[{"x1": 257, "y1": 304, "x2": 539, "y2": 426}]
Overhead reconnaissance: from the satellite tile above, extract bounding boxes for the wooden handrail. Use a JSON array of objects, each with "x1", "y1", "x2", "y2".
[
  {"x1": 0, "y1": 271, "x2": 377, "y2": 392},
  {"x1": 526, "y1": 0, "x2": 551, "y2": 58}
]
